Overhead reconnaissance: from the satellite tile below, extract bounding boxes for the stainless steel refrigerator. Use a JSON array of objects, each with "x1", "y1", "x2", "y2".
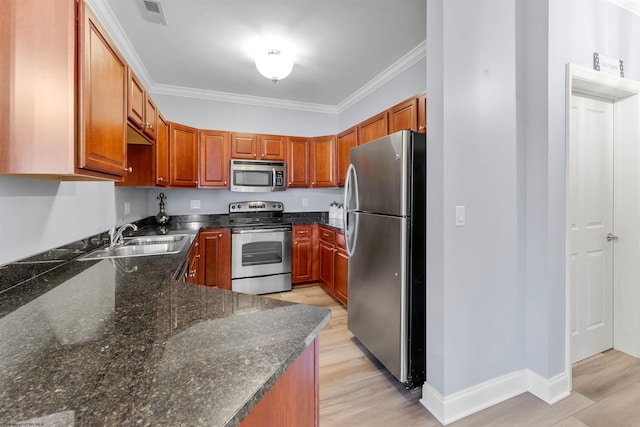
[{"x1": 343, "y1": 129, "x2": 426, "y2": 388}]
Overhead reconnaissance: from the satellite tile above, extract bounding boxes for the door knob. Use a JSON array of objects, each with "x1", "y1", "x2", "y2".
[{"x1": 606, "y1": 233, "x2": 619, "y2": 242}]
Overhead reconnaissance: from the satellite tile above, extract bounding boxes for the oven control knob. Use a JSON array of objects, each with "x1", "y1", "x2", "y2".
[{"x1": 231, "y1": 205, "x2": 235, "y2": 210}]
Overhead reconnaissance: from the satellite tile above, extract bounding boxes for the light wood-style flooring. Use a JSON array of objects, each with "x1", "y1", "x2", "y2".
[{"x1": 269, "y1": 286, "x2": 640, "y2": 426}]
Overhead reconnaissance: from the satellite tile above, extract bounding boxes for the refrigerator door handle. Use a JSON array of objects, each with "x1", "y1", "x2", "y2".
[{"x1": 344, "y1": 164, "x2": 358, "y2": 257}]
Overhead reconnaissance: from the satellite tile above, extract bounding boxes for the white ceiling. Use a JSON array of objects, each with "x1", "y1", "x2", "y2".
[{"x1": 89, "y1": 0, "x2": 426, "y2": 113}]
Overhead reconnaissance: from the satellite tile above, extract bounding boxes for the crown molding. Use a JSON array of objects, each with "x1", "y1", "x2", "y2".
[
  {"x1": 336, "y1": 40, "x2": 426, "y2": 113},
  {"x1": 84, "y1": 0, "x2": 426, "y2": 115},
  {"x1": 149, "y1": 84, "x2": 339, "y2": 114}
]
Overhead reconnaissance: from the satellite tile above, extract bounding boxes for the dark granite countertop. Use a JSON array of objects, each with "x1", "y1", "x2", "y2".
[{"x1": 0, "y1": 225, "x2": 330, "y2": 426}]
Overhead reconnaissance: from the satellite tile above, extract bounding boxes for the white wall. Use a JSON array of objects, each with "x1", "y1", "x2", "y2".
[
  {"x1": 0, "y1": 176, "x2": 118, "y2": 265},
  {"x1": 426, "y1": 0, "x2": 520, "y2": 397},
  {"x1": 425, "y1": 0, "x2": 640, "y2": 421},
  {"x1": 152, "y1": 94, "x2": 339, "y2": 137}
]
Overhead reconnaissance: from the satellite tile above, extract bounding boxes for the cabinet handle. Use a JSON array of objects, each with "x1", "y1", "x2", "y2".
[
  {"x1": 158, "y1": 176, "x2": 164, "y2": 181},
  {"x1": 253, "y1": 153, "x2": 257, "y2": 158},
  {"x1": 124, "y1": 166, "x2": 133, "y2": 173},
  {"x1": 195, "y1": 254, "x2": 201, "y2": 258},
  {"x1": 224, "y1": 180, "x2": 228, "y2": 185},
  {"x1": 194, "y1": 242, "x2": 199, "y2": 247},
  {"x1": 218, "y1": 233, "x2": 222, "y2": 237}
]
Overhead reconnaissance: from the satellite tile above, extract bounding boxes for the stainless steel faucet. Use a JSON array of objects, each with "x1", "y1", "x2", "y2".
[{"x1": 109, "y1": 221, "x2": 138, "y2": 248}]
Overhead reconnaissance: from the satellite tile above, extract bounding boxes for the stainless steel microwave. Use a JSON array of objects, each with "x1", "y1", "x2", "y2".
[{"x1": 230, "y1": 160, "x2": 287, "y2": 192}]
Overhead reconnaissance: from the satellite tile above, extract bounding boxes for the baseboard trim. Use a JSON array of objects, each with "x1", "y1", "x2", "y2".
[{"x1": 420, "y1": 369, "x2": 571, "y2": 425}]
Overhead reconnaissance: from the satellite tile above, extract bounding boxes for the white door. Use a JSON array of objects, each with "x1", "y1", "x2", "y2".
[{"x1": 569, "y1": 93, "x2": 615, "y2": 363}]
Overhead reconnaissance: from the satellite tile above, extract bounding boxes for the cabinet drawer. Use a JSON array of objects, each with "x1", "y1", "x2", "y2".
[
  {"x1": 293, "y1": 225, "x2": 313, "y2": 238},
  {"x1": 319, "y1": 227, "x2": 335, "y2": 244},
  {"x1": 335, "y1": 231, "x2": 345, "y2": 249}
]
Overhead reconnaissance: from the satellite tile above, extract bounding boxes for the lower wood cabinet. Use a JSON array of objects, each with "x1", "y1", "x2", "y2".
[
  {"x1": 198, "y1": 228, "x2": 231, "y2": 290},
  {"x1": 292, "y1": 225, "x2": 319, "y2": 284},
  {"x1": 240, "y1": 337, "x2": 319, "y2": 427},
  {"x1": 334, "y1": 233, "x2": 348, "y2": 304},
  {"x1": 185, "y1": 238, "x2": 200, "y2": 284},
  {"x1": 318, "y1": 226, "x2": 347, "y2": 305}
]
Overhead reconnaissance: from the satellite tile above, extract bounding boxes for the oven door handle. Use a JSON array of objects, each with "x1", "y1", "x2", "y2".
[{"x1": 232, "y1": 227, "x2": 292, "y2": 234}]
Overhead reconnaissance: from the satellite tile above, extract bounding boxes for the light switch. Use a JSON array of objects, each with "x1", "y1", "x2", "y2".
[
  {"x1": 190, "y1": 200, "x2": 201, "y2": 209},
  {"x1": 455, "y1": 205, "x2": 465, "y2": 227}
]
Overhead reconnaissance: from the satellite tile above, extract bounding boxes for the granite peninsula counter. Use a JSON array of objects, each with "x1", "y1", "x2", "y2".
[{"x1": 0, "y1": 226, "x2": 330, "y2": 426}]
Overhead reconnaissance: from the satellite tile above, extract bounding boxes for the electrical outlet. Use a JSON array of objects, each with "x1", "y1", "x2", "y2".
[
  {"x1": 190, "y1": 200, "x2": 201, "y2": 209},
  {"x1": 302, "y1": 198, "x2": 308, "y2": 207},
  {"x1": 124, "y1": 202, "x2": 131, "y2": 214}
]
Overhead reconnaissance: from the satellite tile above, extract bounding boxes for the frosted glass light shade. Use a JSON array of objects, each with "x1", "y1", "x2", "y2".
[{"x1": 255, "y1": 50, "x2": 294, "y2": 82}]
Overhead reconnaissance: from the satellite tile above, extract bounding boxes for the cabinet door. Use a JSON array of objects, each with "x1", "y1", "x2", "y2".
[
  {"x1": 155, "y1": 114, "x2": 169, "y2": 186},
  {"x1": 418, "y1": 92, "x2": 426, "y2": 133},
  {"x1": 169, "y1": 122, "x2": 199, "y2": 187},
  {"x1": 186, "y1": 239, "x2": 200, "y2": 284},
  {"x1": 259, "y1": 134, "x2": 286, "y2": 160},
  {"x1": 319, "y1": 241, "x2": 335, "y2": 291},
  {"x1": 287, "y1": 137, "x2": 310, "y2": 188},
  {"x1": 310, "y1": 135, "x2": 336, "y2": 188},
  {"x1": 77, "y1": 3, "x2": 127, "y2": 177},
  {"x1": 334, "y1": 234, "x2": 348, "y2": 305},
  {"x1": 199, "y1": 130, "x2": 230, "y2": 188},
  {"x1": 389, "y1": 97, "x2": 418, "y2": 133},
  {"x1": 199, "y1": 229, "x2": 231, "y2": 290},
  {"x1": 292, "y1": 225, "x2": 314, "y2": 283},
  {"x1": 144, "y1": 96, "x2": 157, "y2": 140},
  {"x1": 358, "y1": 111, "x2": 388, "y2": 145},
  {"x1": 336, "y1": 126, "x2": 358, "y2": 187},
  {"x1": 127, "y1": 70, "x2": 145, "y2": 130},
  {"x1": 231, "y1": 133, "x2": 258, "y2": 159}
]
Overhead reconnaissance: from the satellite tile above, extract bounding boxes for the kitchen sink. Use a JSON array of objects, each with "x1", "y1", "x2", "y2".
[
  {"x1": 77, "y1": 234, "x2": 190, "y2": 261},
  {"x1": 123, "y1": 234, "x2": 189, "y2": 246}
]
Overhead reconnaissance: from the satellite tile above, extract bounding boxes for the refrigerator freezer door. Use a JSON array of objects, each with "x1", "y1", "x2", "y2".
[
  {"x1": 349, "y1": 130, "x2": 411, "y2": 217},
  {"x1": 347, "y1": 211, "x2": 408, "y2": 382}
]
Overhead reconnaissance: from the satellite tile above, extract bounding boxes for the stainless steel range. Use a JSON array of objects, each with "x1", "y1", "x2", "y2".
[{"x1": 229, "y1": 201, "x2": 292, "y2": 294}]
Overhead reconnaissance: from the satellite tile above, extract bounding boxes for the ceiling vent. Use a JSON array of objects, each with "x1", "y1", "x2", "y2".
[{"x1": 138, "y1": 0, "x2": 167, "y2": 25}]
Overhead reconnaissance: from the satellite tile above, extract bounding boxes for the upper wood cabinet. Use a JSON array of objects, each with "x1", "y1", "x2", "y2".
[
  {"x1": 336, "y1": 126, "x2": 358, "y2": 187},
  {"x1": 286, "y1": 137, "x2": 310, "y2": 188},
  {"x1": 199, "y1": 129, "x2": 230, "y2": 188},
  {"x1": 127, "y1": 70, "x2": 157, "y2": 142},
  {"x1": 259, "y1": 134, "x2": 286, "y2": 160},
  {"x1": 231, "y1": 133, "x2": 257, "y2": 159},
  {"x1": 169, "y1": 122, "x2": 199, "y2": 187},
  {"x1": 310, "y1": 135, "x2": 336, "y2": 188},
  {"x1": 418, "y1": 92, "x2": 426, "y2": 133},
  {"x1": 155, "y1": 114, "x2": 169, "y2": 186},
  {"x1": 77, "y1": 1, "x2": 128, "y2": 178},
  {"x1": 1, "y1": 0, "x2": 77, "y2": 176},
  {"x1": 389, "y1": 97, "x2": 419, "y2": 134},
  {"x1": 358, "y1": 111, "x2": 388, "y2": 145},
  {"x1": 231, "y1": 133, "x2": 286, "y2": 160}
]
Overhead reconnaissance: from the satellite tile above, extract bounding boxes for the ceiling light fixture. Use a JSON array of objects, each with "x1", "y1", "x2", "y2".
[{"x1": 255, "y1": 49, "x2": 294, "y2": 82}]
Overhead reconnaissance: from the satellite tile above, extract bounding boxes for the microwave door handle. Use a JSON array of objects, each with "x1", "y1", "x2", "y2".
[{"x1": 272, "y1": 168, "x2": 276, "y2": 192}]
